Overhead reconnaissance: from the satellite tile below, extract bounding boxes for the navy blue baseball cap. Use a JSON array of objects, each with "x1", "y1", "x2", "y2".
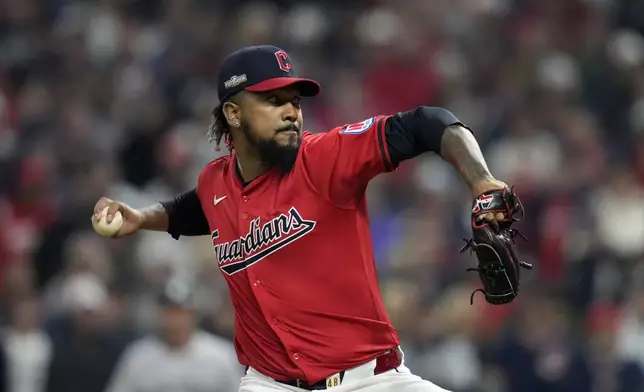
[{"x1": 217, "y1": 45, "x2": 321, "y2": 102}]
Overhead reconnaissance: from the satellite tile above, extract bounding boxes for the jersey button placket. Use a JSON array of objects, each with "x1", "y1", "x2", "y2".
[{"x1": 240, "y1": 192, "x2": 249, "y2": 220}]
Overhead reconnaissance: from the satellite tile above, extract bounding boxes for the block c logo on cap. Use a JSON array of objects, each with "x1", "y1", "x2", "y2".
[{"x1": 275, "y1": 50, "x2": 292, "y2": 72}]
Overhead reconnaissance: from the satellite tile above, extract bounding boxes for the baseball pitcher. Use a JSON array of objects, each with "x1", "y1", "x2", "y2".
[{"x1": 92, "y1": 45, "x2": 529, "y2": 391}]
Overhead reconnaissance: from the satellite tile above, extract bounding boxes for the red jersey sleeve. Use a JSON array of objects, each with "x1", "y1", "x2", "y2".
[{"x1": 301, "y1": 115, "x2": 394, "y2": 208}]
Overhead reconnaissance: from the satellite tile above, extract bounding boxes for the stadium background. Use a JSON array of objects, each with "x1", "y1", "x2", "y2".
[{"x1": 1, "y1": 0, "x2": 644, "y2": 391}]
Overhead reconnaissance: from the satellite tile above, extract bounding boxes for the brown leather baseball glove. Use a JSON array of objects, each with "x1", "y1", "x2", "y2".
[{"x1": 460, "y1": 187, "x2": 532, "y2": 305}]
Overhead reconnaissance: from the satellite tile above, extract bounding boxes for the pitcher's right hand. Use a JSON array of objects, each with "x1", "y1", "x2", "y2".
[{"x1": 91, "y1": 197, "x2": 145, "y2": 237}]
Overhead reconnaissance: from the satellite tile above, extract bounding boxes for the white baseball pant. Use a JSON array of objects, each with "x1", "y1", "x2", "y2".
[{"x1": 238, "y1": 350, "x2": 451, "y2": 392}]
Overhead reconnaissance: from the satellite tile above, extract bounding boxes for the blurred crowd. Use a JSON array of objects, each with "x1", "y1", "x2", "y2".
[{"x1": 1, "y1": 0, "x2": 644, "y2": 391}]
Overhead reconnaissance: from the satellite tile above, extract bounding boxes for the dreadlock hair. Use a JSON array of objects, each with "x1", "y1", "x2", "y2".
[
  {"x1": 208, "y1": 103, "x2": 233, "y2": 151},
  {"x1": 208, "y1": 93, "x2": 244, "y2": 152}
]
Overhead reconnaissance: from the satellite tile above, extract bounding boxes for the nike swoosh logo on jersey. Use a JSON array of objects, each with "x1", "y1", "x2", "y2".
[{"x1": 214, "y1": 195, "x2": 227, "y2": 205}]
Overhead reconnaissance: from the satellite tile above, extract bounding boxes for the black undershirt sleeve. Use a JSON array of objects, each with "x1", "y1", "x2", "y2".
[
  {"x1": 159, "y1": 188, "x2": 210, "y2": 240},
  {"x1": 384, "y1": 106, "x2": 468, "y2": 168}
]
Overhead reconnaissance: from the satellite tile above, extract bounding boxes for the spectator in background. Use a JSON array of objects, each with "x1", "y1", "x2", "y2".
[
  {"x1": 588, "y1": 303, "x2": 644, "y2": 392},
  {"x1": 615, "y1": 277, "x2": 644, "y2": 371},
  {"x1": 486, "y1": 295, "x2": 592, "y2": 392},
  {"x1": 105, "y1": 278, "x2": 242, "y2": 392},
  {"x1": 44, "y1": 273, "x2": 127, "y2": 392},
  {"x1": 403, "y1": 284, "x2": 482, "y2": 392},
  {"x1": 40, "y1": 231, "x2": 114, "y2": 319},
  {"x1": 2, "y1": 295, "x2": 49, "y2": 392}
]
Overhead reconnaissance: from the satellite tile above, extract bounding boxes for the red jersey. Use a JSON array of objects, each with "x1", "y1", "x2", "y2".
[{"x1": 195, "y1": 115, "x2": 399, "y2": 384}]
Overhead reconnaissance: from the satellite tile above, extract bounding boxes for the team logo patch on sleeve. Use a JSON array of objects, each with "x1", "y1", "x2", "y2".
[{"x1": 340, "y1": 117, "x2": 376, "y2": 135}]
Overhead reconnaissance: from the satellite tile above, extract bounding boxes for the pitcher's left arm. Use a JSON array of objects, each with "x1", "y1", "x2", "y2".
[{"x1": 385, "y1": 106, "x2": 506, "y2": 196}]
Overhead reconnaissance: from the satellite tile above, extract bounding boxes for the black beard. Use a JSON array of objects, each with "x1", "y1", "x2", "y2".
[{"x1": 242, "y1": 122, "x2": 301, "y2": 173}]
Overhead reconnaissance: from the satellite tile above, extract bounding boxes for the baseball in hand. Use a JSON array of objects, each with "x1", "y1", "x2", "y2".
[{"x1": 93, "y1": 206, "x2": 124, "y2": 237}]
